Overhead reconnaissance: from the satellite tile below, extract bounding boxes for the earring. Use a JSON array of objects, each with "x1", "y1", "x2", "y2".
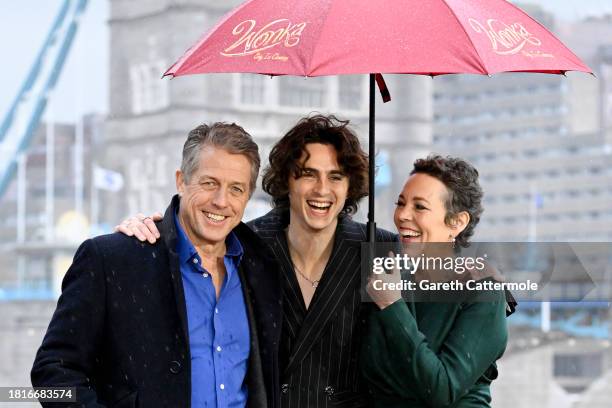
[{"x1": 449, "y1": 234, "x2": 456, "y2": 249}]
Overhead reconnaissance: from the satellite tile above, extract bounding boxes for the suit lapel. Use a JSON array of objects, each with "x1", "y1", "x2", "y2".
[{"x1": 283, "y1": 217, "x2": 363, "y2": 375}]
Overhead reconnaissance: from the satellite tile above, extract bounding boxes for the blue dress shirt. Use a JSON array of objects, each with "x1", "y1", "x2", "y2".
[{"x1": 174, "y1": 210, "x2": 250, "y2": 408}]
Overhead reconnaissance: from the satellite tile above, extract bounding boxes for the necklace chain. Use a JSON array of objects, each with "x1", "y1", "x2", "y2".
[
  {"x1": 286, "y1": 234, "x2": 324, "y2": 288},
  {"x1": 292, "y1": 262, "x2": 322, "y2": 288}
]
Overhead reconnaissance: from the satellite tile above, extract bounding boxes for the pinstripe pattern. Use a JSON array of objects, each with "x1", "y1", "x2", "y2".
[{"x1": 249, "y1": 209, "x2": 396, "y2": 408}]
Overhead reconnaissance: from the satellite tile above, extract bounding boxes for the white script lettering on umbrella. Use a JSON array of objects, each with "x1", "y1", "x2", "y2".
[
  {"x1": 468, "y1": 18, "x2": 542, "y2": 56},
  {"x1": 221, "y1": 19, "x2": 307, "y2": 57}
]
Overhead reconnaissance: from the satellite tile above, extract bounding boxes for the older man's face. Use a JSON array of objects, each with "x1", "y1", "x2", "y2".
[{"x1": 176, "y1": 146, "x2": 251, "y2": 249}]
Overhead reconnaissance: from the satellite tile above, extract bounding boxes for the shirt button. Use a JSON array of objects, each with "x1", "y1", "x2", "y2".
[
  {"x1": 281, "y1": 383, "x2": 289, "y2": 394},
  {"x1": 203, "y1": 273, "x2": 209, "y2": 278},
  {"x1": 215, "y1": 308, "x2": 219, "y2": 314},
  {"x1": 216, "y1": 346, "x2": 222, "y2": 352},
  {"x1": 219, "y1": 384, "x2": 225, "y2": 390},
  {"x1": 169, "y1": 360, "x2": 182, "y2": 374},
  {"x1": 192, "y1": 258, "x2": 198, "y2": 264}
]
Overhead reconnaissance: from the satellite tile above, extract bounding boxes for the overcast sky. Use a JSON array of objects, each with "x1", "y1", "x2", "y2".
[{"x1": 0, "y1": 0, "x2": 611, "y2": 123}]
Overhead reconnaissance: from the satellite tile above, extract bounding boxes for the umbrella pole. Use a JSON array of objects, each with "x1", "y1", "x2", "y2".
[{"x1": 367, "y1": 73, "x2": 376, "y2": 243}]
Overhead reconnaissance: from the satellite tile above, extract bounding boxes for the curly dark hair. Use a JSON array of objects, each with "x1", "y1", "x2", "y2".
[
  {"x1": 411, "y1": 155, "x2": 484, "y2": 248},
  {"x1": 262, "y1": 114, "x2": 368, "y2": 215}
]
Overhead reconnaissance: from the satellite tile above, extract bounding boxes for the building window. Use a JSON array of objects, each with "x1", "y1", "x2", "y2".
[
  {"x1": 130, "y1": 60, "x2": 169, "y2": 114},
  {"x1": 239, "y1": 74, "x2": 266, "y2": 105},
  {"x1": 235, "y1": 76, "x2": 365, "y2": 111},
  {"x1": 279, "y1": 76, "x2": 328, "y2": 108},
  {"x1": 338, "y1": 75, "x2": 364, "y2": 111}
]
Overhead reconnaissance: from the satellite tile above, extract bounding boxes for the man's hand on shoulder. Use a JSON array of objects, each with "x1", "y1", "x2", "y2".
[{"x1": 114, "y1": 212, "x2": 163, "y2": 243}]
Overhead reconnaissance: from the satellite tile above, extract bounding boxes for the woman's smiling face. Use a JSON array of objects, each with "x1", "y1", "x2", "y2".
[{"x1": 394, "y1": 173, "x2": 457, "y2": 244}]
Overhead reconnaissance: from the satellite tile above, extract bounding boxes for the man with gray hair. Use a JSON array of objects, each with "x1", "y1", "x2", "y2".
[{"x1": 31, "y1": 123, "x2": 281, "y2": 408}]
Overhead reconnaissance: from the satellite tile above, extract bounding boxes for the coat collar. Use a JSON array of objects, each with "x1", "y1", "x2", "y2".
[
  {"x1": 157, "y1": 195, "x2": 190, "y2": 357},
  {"x1": 162, "y1": 195, "x2": 277, "y2": 263},
  {"x1": 159, "y1": 195, "x2": 282, "y2": 357}
]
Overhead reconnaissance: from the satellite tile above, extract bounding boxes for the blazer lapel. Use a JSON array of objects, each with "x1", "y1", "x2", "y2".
[
  {"x1": 238, "y1": 263, "x2": 267, "y2": 408},
  {"x1": 283, "y1": 217, "x2": 363, "y2": 375},
  {"x1": 159, "y1": 195, "x2": 190, "y2": 347},
  {"x1": 234, "y1": 222, "x2": 283, "y2": 346},
  {"x1": 235, "y1": 221, "x2": 283, "y2": 408}
]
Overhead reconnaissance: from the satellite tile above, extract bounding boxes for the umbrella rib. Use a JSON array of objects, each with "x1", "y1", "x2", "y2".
[
  {"x1": 304, "y1": 0, "x2": 337, "y2": 76},
  {"x1": 438, "y1": 0, "x2": 489, "y2": 75}
]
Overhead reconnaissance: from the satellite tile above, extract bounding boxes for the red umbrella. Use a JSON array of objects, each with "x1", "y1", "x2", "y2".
[{"x1": 164, "y1": 0, "x2": 591, "y2": 241}]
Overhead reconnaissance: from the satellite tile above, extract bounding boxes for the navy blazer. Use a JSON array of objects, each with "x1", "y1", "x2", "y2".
[{"x1": 31, "y1": 195, "x2": 282, "y2": 408}]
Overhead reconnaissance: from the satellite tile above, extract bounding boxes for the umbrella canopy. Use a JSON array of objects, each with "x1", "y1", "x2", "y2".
[
  {"x1": 163, "y1": 0, "x2": 592, "y2": 241},
  {"x1": 165, "y1": 0, "x2": 590, "y2": 77}
]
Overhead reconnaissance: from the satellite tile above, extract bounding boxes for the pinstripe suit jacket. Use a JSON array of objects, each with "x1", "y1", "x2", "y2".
[{"x1": 248, "y1": 208, "x2": 396, "y2": 408}]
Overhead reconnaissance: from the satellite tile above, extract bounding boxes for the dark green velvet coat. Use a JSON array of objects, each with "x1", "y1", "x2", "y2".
[{"x1": 361, "y1": 290, "x2": 508, "y2": 407}]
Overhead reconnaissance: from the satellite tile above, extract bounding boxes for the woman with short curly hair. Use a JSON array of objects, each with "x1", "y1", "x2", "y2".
[
  {"x1": 362, "y1": 154, "x2": 510, "y2": 408},
  {"x1": 410, "y1": 155, "x2": 484, "y2": 248}
]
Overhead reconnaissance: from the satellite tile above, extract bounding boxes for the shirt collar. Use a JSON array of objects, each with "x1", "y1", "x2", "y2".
[{"x1": 173, "y1": 206, "x2": 244, "y2": 267}]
